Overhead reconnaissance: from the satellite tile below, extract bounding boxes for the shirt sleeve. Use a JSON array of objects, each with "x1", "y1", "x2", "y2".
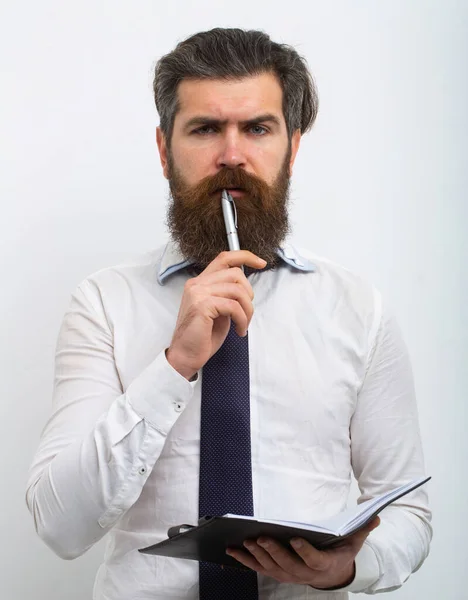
[
  {"x1": 25, "y1": 279, "x2": 198, "y2": 560},
  {"x1": 344, "y1": 288, "x2": 432, "y2": 593}
]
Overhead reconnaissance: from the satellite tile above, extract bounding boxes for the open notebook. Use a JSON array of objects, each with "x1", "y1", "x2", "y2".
[{"x1": 139, "y1": 476, "x2": 430, "y2": 570}]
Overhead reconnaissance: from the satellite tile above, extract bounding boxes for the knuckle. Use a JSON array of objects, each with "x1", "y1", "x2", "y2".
[
  {"x1": 184, "y1": 277, "x2": 197, "y2": 290},
  {"x1": 243, "y1": 297, "x2": 253, "y2": 313},
  {"x1": 186, "y1": 283, "x2": 202, "y2": 299},
  {"x1": 314, "y1": 554, "x2": 330, "y2": 572},
  {"x1": 239, "y1": 286, "x2": 250, "y2": 301},
  {"x1": 191, "y1": 297, "x2": 207, "y2": 314}
]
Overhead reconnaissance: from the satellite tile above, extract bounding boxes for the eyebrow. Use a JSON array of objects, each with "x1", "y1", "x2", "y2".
[{"x1": 183, "y1": 113, "x2": 282, "y2": 131}]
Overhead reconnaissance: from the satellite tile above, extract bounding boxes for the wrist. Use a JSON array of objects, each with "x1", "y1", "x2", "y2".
[
  {"x1": 311, "y1": 562, "x2": 356, "y2": 591},
  {"x1": 165, "y1": 348, "x2": 198, "y2": 381}
]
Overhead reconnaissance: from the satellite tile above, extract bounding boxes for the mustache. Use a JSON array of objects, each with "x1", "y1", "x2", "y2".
[{"x1": 176, "y1": 167, "x2": 271, "y2": 208}]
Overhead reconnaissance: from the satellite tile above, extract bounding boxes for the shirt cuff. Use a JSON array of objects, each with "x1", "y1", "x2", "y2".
[
  {"x1": 309, "y1": 542, "x2": 380, "y2": 593},
  {"x1": 126, "y1": 348, "x2": 198, "y2": 434}
]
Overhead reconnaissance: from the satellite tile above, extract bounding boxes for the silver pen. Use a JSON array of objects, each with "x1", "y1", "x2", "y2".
[{"x1": 221, "y1": 189, "x2": 244, "y2": 273}]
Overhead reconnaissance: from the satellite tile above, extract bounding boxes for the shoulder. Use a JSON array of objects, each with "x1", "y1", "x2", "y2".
[
  {"x1": 73, "y1": 244, "x2": 167, "y2": 306},
  {"x1": 295, "y1": 244, "x2": 380, "y2": 299},
  {"x1": 292, "y1": 243, "x2": 384, "y2": 334}
]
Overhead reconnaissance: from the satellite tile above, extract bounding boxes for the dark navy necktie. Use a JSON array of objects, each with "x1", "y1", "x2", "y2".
[{"x1": 198, "y1": 318, "x2": 259, "y2": 599}]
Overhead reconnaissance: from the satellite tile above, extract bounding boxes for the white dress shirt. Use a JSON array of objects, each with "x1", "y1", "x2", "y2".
[{"x1": 26, "y1": 238, "x2": 432, "y2": 600}]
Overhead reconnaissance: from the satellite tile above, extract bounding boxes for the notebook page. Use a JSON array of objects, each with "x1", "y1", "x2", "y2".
[
  {"x1": 340, "y1": 476, "x2": 429, "y2": 535},
  {"x1": 224, "y1": 476, "x2": 429, "y2": 537},
  {"x1": 222, "y1": 513, "x2": 334, "y2": 533}
]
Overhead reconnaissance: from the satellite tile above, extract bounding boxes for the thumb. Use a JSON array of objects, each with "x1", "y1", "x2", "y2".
[
  {"x1": 361, "y1": 517, "x2": 380, "y2": 537},
  {"x1": 368, "y1": 516, "x2": 381, "y2": 532},
  {"x1": 349, "y1": 517, "x2": 381, "y2": 553},
  {"x1": 358, "y1": 517, "x2": 380, "y2": 540}
]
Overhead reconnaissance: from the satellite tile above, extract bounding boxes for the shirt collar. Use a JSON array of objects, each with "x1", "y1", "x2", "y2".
[{"x1": 157, "y1": 239, "x2": 317, "y2": 285}]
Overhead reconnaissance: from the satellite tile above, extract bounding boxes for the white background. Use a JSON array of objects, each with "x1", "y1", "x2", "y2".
[{"x1": 1, "y1": 1, "x2": 466, "y2": 598}]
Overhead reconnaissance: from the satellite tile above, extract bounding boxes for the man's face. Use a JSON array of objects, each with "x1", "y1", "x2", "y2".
[{"x1": 156, "y1": 72, "x2": 301, "y2": 269}]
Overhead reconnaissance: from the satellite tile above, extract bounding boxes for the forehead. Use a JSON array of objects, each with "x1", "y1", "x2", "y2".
[{"x1": 175, "y1": 72, "x2": 285, "y2": 125}]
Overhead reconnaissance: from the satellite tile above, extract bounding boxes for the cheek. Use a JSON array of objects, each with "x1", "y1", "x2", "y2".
[
  {"x1": 173, "y1": 148, "x2": 213, "y2": 184},
  {"x1": 251, "y1": 146, "x2": 284, "y2": 184}
]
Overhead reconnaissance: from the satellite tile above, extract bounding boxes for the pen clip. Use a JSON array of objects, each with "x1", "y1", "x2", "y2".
[{"x1": 229, "y1": 195, "x2": 238, "y2": 229}]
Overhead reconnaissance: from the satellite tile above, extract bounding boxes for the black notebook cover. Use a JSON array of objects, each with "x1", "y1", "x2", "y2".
[
  {"x1": 140, "y1": 516, "x2": 342, "y2": 570},
  {"x1": 138, "y1": 476, "x2": 430, "y2": 571}
]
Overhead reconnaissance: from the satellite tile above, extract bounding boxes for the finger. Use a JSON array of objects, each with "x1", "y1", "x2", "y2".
[
  {"x1": 256, "y1": 538, "x2": 311, "y2": 579},
  {"x1": 290, "y1": 538, "x2": 358, "y2": 588},
  {"x1": 203, "y1": 282, "x2": 253, "y2": 315},
  {"x1": 288, "y1": 518, "x2": 382, "y2": 576},
  {"x1": 288, "y1": 538, "x2": 332, "y2": 572},
  {"x1": 207, "y1": 283, "x2": 254, "y2": 328},
  {"x1": 348, "y1": 517, "x2": 381, "y2": 549},
  {"x1": 314, "y1": 517, "x2": 381, "y2": 567},
  {"x1": 209, "y1": 297, "x2": 249, "y2": 336},
  {"x1": 195, "y1": 266, "x2": 254, "y2": 301},
  {"x1": 347, "y1": 517, "x2": 380, "y2": 555},
  {"x1": 243, "y1": 541, "x2": 279, "y2": 571},
  {"x1": 204, "y1": 251, "x2": 267, "y2": 275},
  {"x1": 226, "y1": 548, "x2": 263, "y2": 572}
]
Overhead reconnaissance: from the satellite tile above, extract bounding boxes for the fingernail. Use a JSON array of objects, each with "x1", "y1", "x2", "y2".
[{"x1": 291, "y1": 538, "x2": 303, "y2": 549}]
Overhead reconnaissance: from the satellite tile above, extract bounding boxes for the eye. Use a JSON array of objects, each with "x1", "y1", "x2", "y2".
[
  {"x1": 192, "y1": 126, "x2": 216, "y2": 135},
  {"x1": 249, "y1": 125, "x2": 268, "y2": 136}
]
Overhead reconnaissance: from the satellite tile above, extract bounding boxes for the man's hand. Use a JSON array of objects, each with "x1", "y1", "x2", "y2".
[
  {"x1": 166, "y1": 250, "x2": 266, "y2": 381},
  {"x1": 226, "y1": 517, "x2": 380, "y2": 590}
]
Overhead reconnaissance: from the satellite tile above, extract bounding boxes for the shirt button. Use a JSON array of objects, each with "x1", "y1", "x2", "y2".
[
  {"x1": 138, "y1": 466, "x2": 147, "y2": 475},
  {"x1": 174, "y1": 402, "x2": 184, "y2": 412}
]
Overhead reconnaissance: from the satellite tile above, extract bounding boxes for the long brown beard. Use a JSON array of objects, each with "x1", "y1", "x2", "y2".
[{"x1": 165, "y1": 148, "x2": 293, "y2": 271}]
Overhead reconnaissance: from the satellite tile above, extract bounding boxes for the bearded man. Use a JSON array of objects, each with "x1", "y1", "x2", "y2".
[{"x1": 26, "y1": 27, "x2": 431, "y2": 600}]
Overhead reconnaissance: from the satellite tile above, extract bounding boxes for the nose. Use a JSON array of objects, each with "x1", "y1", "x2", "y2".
[{"x1": 216, "y1": 131, "x2": 247, "y2": 170}]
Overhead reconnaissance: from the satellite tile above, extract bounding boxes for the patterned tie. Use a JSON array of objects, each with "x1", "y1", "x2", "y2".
[{"x1": 198, "y1": 317, "x2": 259, "y2": 599}]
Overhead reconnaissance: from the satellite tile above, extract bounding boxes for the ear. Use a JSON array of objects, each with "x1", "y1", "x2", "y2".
[
  {"x1": 156, "y1": 127, "x2": 170, "y2": 179},
  {"x1": 288, "y1": 129, "x2": 301, "y2": 177}
]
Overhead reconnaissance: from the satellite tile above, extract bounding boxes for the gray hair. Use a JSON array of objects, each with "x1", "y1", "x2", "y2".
[{"x1": 153, "y1": 28, "x2": 319, "y2": 146}]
